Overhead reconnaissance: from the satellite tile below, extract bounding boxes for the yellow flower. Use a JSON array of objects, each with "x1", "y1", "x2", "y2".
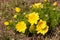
[
  {"x1": 28, "y1": 12, "x2": 39, "y2": 25},
  {"x1": 36, "y1": 20, "x2": 49, "y2": 35},
  {"x1": 53, "y1": 2, "x2": 57, "y2": 6},
  {"x1": 4, "y1": 21, "x2": 9, "y2": 26},
  {"x1": 37, "y1": 20, "x2": 46, "y2": 29},
  {"x1": 44, "y1": 0, "x2": 48, "y2": 2},
  {"x1": 16, "y1": 21, "x2": 27, "y2": 33},
  {"x1": 13, "y1": 14, "x2": 17, "y2": 18},
  {"x1": 29, "y1": 25, "x2": 35, "y2": 32},
  {"x1": 36, "y1": 25, "x2": 49, "y2": 35},
  {"x1": 32, "y1": 3, "x2": 43, "y2": 9},
  {"x1": 15, "y1": 7, "x2": 21, "y2": 12}
]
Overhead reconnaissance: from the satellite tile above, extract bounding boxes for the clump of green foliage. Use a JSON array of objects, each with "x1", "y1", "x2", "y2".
[
  {"x1": 4, "y1": 0, "x2": 60, "y2": 36},
  {"x1": 30, "y1": 0, "x2": 60, "y2": 30}
]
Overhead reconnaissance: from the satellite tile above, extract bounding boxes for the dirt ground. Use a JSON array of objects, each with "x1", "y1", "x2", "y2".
[{"x1": 0, "y1": 0, "x2": 60, "y2": 40}]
